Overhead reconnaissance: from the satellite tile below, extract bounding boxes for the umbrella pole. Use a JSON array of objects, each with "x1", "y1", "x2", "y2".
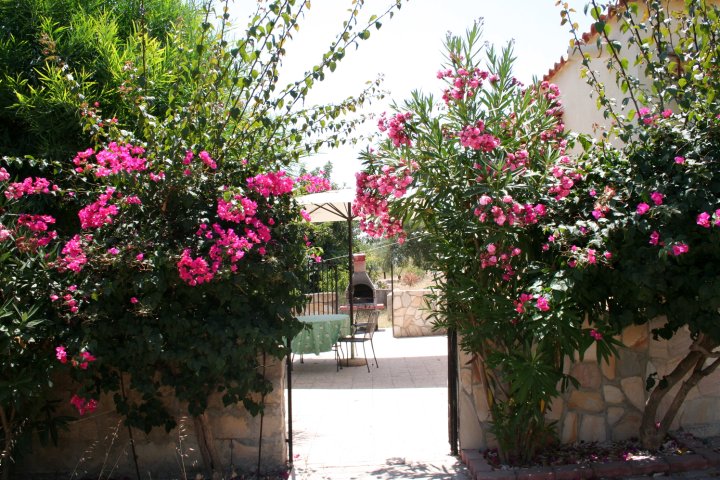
[{"x1": 347, "y1": 212, "x2": 354, "y2": 327}]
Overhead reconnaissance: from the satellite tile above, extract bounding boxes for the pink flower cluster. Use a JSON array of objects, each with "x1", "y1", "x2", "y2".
[
  {"x1": 177, "y1": 249, "x2": 215, "y2": 285},
  {"x1": 16, "y1": 214, "x2": 58, "y2": 247},
  {"x1": 73, "y1": 142, "x2": 148, "y2": 177},
  {"x1": 549, "y1": 155, "x2": 583, "y2": 200},
  {"x1": 514, "y1": 293, "x2": 551, "y2": 313},
  {"x1": 354, "y1": 162, "x2": 416, "y2": 241},
  {"x1": 56, "y1": 346, "x2": 96, "y2": 369},
  {"x1": 438, "y1": 67, "x2": 489, "y2": 103},
  {"x1": 182, "y1": 150, "x2": 217, "y2": 173},
  {"x1": 50, "y1": 285, "x2": 81, "y2": 314},
  {"x1": 4, "y1": 177, "x2": 55, "y2": 199},
  {"x1": 541, "y1": 81, "x2": 564, "y2": 118},
  {"x1": 378, "y1": 112, "x2": 413, "y2": 148},
  {"x1": 217, "y1": 196, "x2": 258, "y2": 223},
  {"x1": 246, "y1": 171, "x2": 295, "y2": 197},
  {"x1": 459, "y1": 121, "x2": 500, "y2": 152},
  {"x1": 697, "y1": 209, "x2": 720, "y2": 228},
  {"x1": 589, "y1": 329, "x2": 603, "y2": 341},
  {"x1": 78, "y1": 187, "x2": 119, "y2": 229},
  {"x1": 480, "y1": 243, "x2": 522, "y2": 281},
  {"x1": 638, "y1": 107, "x2": 658, "y2": 126},
  {"x1": 473, "y1": 194, "x2": 547, "y2": 227},
  {"x1": 56, "y1": 234, "x2": 90, "y2": 273},
  {"x1": 0, "y1": 166, "x2": 10, "y2": 181},
  {"x1": 296, "y1": 173, "x2": 331, "y2": 193},
  {"x1": 70, "y1": 395, "x2": 98, "y2": 416}
]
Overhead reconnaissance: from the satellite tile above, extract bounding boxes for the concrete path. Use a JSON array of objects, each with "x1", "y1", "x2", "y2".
[{"x1": 287, "y1": 329, "x2": 470, "y2": 480}]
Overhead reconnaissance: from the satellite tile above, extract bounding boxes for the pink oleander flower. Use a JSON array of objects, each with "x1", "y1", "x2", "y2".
[
  {"x1": 589, "y1": 329, "x2": 603, "y2": 341},
  {"x1": 136, "y1": 253, "x2": 144, "y2": 261},
  {"x1": 674, "y1": 156, "x2": 685, "y2": 164},
  {"x1": 108, "y1": 247, "x2": 120, "y2": 255},
  {"x1": 56, "y1": 346, "x2": 68, "y2": 364},
  {"x1": 536, "y1": 296, "x2": 550, "y2": 312},
  {"x1": 697, "y1": 212, "x2": 711, "y2": 228},
  {"x1": 591, "y1": 209, "x2": 604, "y2": 220},
  {"x1": 671, "y1": 243, "x2": 689, "y2": 256},
  {"x1": 478, "y1": 195, "x2": 493, "y2": 206},
  {"x1": 636, "y1": 203, "x2": 650, "y2": 215},
  {"x1": 0, "y1": 167, "x2": 9, "y2": 181},
  {"x1": 661, "y1": 109, "x2": 673, "y2": 118},
  {"x1": 130, "y1": 297, "x2": 138, "y2": 304},
  {"x1": 649, "y1": 230, "x2": 660, "y2": 245},
  {"x1": 300, "y1": 209, "x2": 312, "y2": 222},
  {"x1": 650, "y1": 192, "x2": 664, "y2": 205},
  {"x1": 603, "y1": 251, "x2": 612, "y2": 259}
]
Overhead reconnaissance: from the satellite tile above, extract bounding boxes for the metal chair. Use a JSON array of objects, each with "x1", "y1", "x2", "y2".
[{"x1": 335, "y1": 311, "x2": 379, "y2": 373}]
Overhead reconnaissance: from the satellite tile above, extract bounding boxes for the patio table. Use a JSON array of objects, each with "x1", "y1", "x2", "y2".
[{"x1": 292, "y1": 314, "x2": 351, "y2": 355}]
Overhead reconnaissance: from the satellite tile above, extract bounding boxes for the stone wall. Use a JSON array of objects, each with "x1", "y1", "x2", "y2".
[
  {"x1": 389, "y1": 289, "x2": 446, "y2": 337},
  {"x1": 458, "y1": 318, "x2": 720, "y2": 450},
  {"x1": 15, "y1": 356, "x2": 287, "y2": 479}
]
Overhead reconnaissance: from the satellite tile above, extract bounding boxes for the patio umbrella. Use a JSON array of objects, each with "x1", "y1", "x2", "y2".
[{"x1": 296, "y1": 188, "x2": 357, "y2": 324}]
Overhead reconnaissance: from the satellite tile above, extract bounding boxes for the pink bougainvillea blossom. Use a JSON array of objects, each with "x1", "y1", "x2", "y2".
[
  {"x1": 56, "y1": 235, "x2": 89, "y2": 273},
  {"x1": 217, "y1": 196, "x2": 258, "y2": 223},
  {"x1": 671, "y1": 243, "x2": 689, "y2": 256},
  {"x1": 198, "y1": 150, "x2": 217, "y2": 170},
  {"x1": 636, "y1": 203, "x2": 650, "y2": 215},
  {"x1": 78, "y1": 187, "x2": 119, "y2": 229},
  {"x1": 697, "y1": 212, "x2": 711, "y2": 228},
  {"x1": 296, "y1": 173, "x2": 331, "y2": 193},
  {"x1": 246, "y1": 171, "x2": 295, "y2": 197},
  {"x1": 649, "y1": 230, "x2": 661, "y2": 245},
  {"x1": 4, "y1": 177, "x2": 54, "y2": 199},
  {"x1": 73, "y1": 142, "x2": 147, "y2": 177},
  {"x1": 56, "y1": 346, "x2": 68, "y2": 364},
  {"x1": 70, "y1": 395, "x2": 98, "y2": 416}
]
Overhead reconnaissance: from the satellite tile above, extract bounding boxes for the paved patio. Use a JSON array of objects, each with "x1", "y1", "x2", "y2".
[{"x1": 287, "y1": 328, "x2": 470, "y2": 480}]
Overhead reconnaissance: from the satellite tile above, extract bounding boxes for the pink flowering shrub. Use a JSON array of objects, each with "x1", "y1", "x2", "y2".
[
  {"x1": 355, "y1": 24, "x2": 615, "y2": 462},
  {"x1": 559, "y1": 0, "x2": 720, "y2": 450}
]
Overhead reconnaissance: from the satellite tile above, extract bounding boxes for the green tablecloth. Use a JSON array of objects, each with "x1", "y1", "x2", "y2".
[{"x1": 292, "y1": 314, "x2": 350, "y2": 355}]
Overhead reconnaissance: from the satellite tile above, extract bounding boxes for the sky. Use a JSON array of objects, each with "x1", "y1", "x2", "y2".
[{"x1": 228, "y1": 0, "x2": 592, "y2": 187}]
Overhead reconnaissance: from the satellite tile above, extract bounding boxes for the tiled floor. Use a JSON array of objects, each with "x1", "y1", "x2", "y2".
[{"x1": 288, "y1": 329, "x2": 470, "y2": 479}]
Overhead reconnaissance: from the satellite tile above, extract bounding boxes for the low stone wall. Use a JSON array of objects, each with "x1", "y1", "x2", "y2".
[
  {"x1": 458, "y1": 318, "x2": 720, "y2": 450},
  {"x1": 390, "y1": 289, "x2": 446, "y2": 337},
  {"x1": 16, "y1": 357, "x2": 287, "y2": 479}
]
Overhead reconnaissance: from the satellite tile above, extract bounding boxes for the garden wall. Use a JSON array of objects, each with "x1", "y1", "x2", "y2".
[
  {"x1": 15, "y1": 357, "x2": 287, "y2": 479},
  {"x1": 389, "y1": 289, "x2": 446, "y2": 337},
  {"x1": 458, "y1": 317, "x2": 720, "y2": 450}
]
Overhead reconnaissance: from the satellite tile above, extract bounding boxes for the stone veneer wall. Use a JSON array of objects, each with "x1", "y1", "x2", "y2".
[
  {"x1": 389, "y1": 289, "x2": 446, "y2": 337},
  {"x1": 458, "y1": 317, "x2": 720, "y2": 450},
  {"x1": 16, "y1": 356, "x2": 287, "y2": 479}
]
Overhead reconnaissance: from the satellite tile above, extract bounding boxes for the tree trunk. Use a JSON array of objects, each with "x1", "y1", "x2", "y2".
[
  {"x1": 193, "y1": 412, "x2": 223, "y2": 477},
  {"x1": 639, "y1": 335, "x2": 720, "y2": 450},
  {"x1": 0, "y1": 405, "x2": 13, "y2": 480}
]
